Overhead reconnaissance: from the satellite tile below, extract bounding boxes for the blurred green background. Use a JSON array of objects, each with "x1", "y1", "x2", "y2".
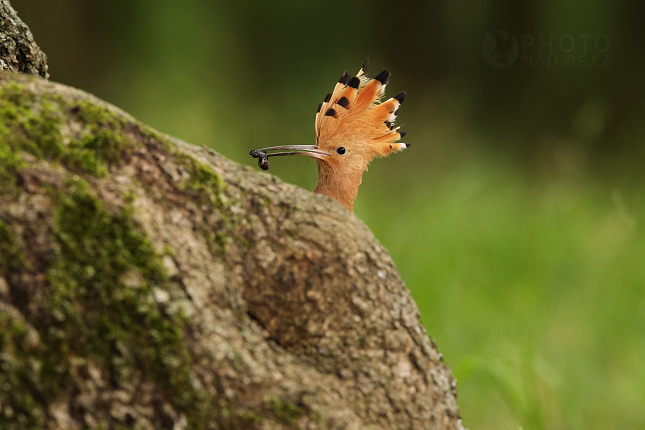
[{"x1": 12, "y1": 0, "x2": 645, "y2": 428}]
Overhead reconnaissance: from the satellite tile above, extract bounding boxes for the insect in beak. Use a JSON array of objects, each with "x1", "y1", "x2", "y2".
[{"x1": 250, "y1": 145, "x2": 330, "y2": 170}]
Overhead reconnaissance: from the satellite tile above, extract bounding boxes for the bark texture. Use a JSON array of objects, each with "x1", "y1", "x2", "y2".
[
  {"x1": 0, "y1": 72, "x2": 463, "y2": 429},
  {"x1": 0, "y1": 0, "x2": 48, "y2": 78}
]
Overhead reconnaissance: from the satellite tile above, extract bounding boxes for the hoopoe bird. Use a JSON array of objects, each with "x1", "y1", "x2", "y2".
[{"x1": 251, "y1": 59, "x2": 409, "y2": 212}]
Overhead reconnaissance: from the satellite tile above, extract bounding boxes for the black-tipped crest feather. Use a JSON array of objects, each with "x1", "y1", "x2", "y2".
[
  {"x1": 374, "y1": 70, "x2": 390, "y2": 85},
  {"x1": 348, "y1": 76, "x2": 360, "y2": 89},
  {"x1": 393, "y1": 91, "x2": 406, "y2": 104}
]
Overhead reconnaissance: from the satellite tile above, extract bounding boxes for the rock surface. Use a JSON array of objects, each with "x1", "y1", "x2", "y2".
[{"x1": 0, "y1": 72, "x2": 462, "y2": 429}]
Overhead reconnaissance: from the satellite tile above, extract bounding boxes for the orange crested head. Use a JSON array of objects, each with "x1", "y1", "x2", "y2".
[{"x1": 250, "y1": 59, "x2": 409, "y2": 212}]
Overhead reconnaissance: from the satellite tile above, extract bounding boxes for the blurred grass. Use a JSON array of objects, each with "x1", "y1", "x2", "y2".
[
  {"x1": 10, "y1": 0, "x2": 645, "y2": 428},
  {"x1": 361, "y1": 150, "x2": 645, "y2": 429}
]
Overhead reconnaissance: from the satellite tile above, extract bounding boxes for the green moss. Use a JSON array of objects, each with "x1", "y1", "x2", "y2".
[
  {"x1": 65, "y1": 101, "x2": 137, "y2": 177},
  {"x1": 0, "y1": 81, "x2": 136, "y2": 180},
  {"x1": 0, "y1": 176, "x2": 223, "y2": 429},
  {"x1": 268, "y1": 397, "x2": 304, "y2": 426},
  {"x1": 0, "y1": 311, "x2": 49, "y2": 430},
  {"x1": 163, "y1": 243, "x2": 175, "y2": 257},
  {"x1": 0, "y1": 83, "x2": 63, "y2": 160},
  {"x1": 0, "y1": 140, "x2": 23, "y2": 194},
  {"x1": 0, "y1": 79, "x2": 254, "y2": 427},
  {"x1": 237, "y1": 411, "x2": 263, "y2": 426},
  {"x1": 43, "y1": 177, "x2": 219, "y2": 428},
  {"x1": 0, "y1": 222, "x2": 45, "y2": 430},
  {"x1": 174, "y1": 152, "x2": 228, "y2": 208},
  {"x1": 72, "y1": 99, "x2": 127, "y2": 129},
  {"x1": 171, "y1": 151, "x2": 240, "y2": 254},
  {"x1": 0, "y1": 77, "x2": 239, "y2": 260},
  {"x1": 0, "y1": 219, "x2": 27, "y2": 275},
  {"x1": 199, "y1": 225, "x2": 231, "y2": 255}
]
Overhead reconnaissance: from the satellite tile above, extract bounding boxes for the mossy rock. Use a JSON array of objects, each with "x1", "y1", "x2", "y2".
[{"x1": 0, "y1": 72, "x2": 461, "y2": 430}]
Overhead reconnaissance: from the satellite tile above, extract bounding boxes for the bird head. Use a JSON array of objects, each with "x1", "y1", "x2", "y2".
[{"x1": 251, "y1": 60, "x2": 409, "y2": 211}]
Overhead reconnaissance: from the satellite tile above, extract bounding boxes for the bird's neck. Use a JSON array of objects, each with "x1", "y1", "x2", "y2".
[{"x1": 313, "y1": 163, "x2": 362, "y2": 212}]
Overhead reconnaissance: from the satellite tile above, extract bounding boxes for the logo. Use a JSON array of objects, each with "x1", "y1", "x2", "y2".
[
  {"x1": 482, "y1": 31, "x2": 610, "y2": 69},
  {"x1": 482, "y1": 30, "x2": 519, "y2": 68}
]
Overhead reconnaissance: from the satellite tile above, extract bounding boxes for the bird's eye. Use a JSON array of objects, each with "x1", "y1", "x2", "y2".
[{"x1": 336, "y1": 147, "x2": 346, "y2": 155}]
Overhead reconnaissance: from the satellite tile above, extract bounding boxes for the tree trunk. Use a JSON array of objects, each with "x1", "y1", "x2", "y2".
[
  {"x1": 0, "y1": 0, "x2": 48, "y2": 78},
  {"x1": 0, "y1": 5, "x2": 463, "y2": 430}
]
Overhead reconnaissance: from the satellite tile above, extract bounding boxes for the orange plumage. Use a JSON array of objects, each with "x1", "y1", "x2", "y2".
[{"x1": 251, "y1": 60, "x2": 409, "y2": 212}]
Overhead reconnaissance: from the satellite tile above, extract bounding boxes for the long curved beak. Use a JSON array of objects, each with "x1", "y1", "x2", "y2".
[{"x1": 250, "y1": 145, "x2": 329, "y2": 170}]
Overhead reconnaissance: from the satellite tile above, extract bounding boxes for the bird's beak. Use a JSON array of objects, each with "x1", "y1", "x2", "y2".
[{"x1": 250, "y1": 145, "x2": 329, "y2": 170}]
